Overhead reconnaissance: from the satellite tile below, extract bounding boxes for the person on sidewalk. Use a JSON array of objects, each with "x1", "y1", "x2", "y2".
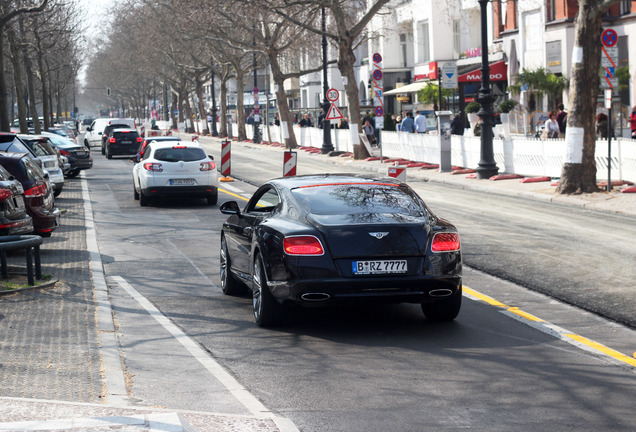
[
  {"x1": 543, "y1": 110, "x2": 560, "y2": 139},
  {"x1": 451, "y1": 113, "x2": 465, "y2": 136},
  {"x1": 414, "y1": 111, "x2": 427, "y2": 133},
  {"x1": 363, "y1": 120, "x2": 375, "y2": 145},
  {"x1": 556, "y1": 103, "x2": 567, "y2": 138},
  {"x1": 400, "y1": 111, "x2": 416, "y2": 133},
  {"x1": 473, "y1": 115, "x2": 483, "y2": 137},
  {"x1": 630, "y1": 106, "x2": 636, "y2": 139}
]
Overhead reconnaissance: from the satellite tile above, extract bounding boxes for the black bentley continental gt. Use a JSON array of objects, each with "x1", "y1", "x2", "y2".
[{"x1": 220, "y1": 174, "x2": 462, "y2": 327}]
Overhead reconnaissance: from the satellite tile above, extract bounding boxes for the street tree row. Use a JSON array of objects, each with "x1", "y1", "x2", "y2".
[{"x1": 0, "y1": 0, "x2": 82, "y2": 133}]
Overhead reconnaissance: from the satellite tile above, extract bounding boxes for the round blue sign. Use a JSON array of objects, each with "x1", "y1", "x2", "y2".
[
  {"x1": 375, "y1": 106, "x2": 384, "y2": 117},
  {"x1": 373, "y1": 69, "x2": 383, "y2": 81},
  {"x1": 373, "y1": 53, "x2": 382, "y2": 63},
  {"x1": 602, "y1": 29, "x2": 618, "y2": 47}
]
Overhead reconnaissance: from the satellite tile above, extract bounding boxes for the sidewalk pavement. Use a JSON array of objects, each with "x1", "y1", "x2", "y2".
[{"x1": 0, "y1": 175, "x2": 286, "y2": 432}]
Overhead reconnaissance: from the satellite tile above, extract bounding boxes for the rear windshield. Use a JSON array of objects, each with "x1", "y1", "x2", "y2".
[
  {"x1": 21, "y1": 156, "x2": 46, "y2": 181},
  {"x1": 113, "y1": 131, "x2": 139, "y2": 139},
  {"x1": 22, "y1": 140, "x2": 51, "y2": 157},
  {"x1": 153, "y1": 147, "x2": 206, "y2": 162},
  {"x1": 292, "y1": 183, "x2": 428, "y2": 217}
]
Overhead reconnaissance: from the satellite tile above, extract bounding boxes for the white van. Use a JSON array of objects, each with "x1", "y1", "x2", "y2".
[{"x1": 84, "y1": 118, "x2": 135, "y2": 147}]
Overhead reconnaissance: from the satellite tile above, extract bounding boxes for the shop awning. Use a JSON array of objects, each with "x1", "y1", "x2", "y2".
[
  {"x1": 457, "y1": 60, "x2": 507, "y2": 83},
  {"x1": 383, "y1": 81, "x2": 428, "y2": 96}
]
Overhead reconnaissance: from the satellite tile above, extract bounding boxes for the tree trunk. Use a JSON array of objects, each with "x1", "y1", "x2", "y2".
[
  {"x1": 20, "y1": 18, "x2": 40, "y2": 134},
  {"x1": 557, "y1": 1, "x2": 605, "y2": 194},
  {"x1": 37, "y1": 49, "x2": 50, "y2": 130},
  {"x1": 0, "y1": 32, "x2": 9, "y2": 132},
  {"x1": 236, "y1": 70, "x2": 246, "y2": 141},
  {"x1": 338, "y1": 42, "x2": 369, "y2": 159},
  {"x1": 171, "y1": 89, "x2": 178, "y2": 130},
  {"x1": 269, "y1": 55, "x2": 297, "y2": 149},
  {"x1": 7, "y1": 27, "x2": 28, "y2": 134},
  {"x1": 218, "y1": 77, "x2": 228, "y2": 137},
  {"x1": 195, "y1": 75, "x2": 209, "y2": 135}
]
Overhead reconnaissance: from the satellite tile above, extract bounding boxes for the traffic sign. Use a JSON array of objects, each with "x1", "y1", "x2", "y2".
[
  {"x1": 325, "y1": 103, "x2": 343, "y2": 120},
  {"x1": 375, "y1": 106, "x2": 384, "y2": 117},
  {"x1": 326, "y1": 88, "x2": 339, "y2": 102},
  {"x1": 601, "y1": 28, "x2": 618, "y2": 47},
  {"x1": 441, "y1": 62, "x2": 458, "y2": 89},
  {"x1": 173, "y1": 109, "x2": 179, "y2": 116},
  {"x1": 601, "y1": 47, "x2": 618, "y2": 67},
  {"x1": 253, "y1": 87, "x2": 259, "y2": 94},
  {"x1": 373, "y1": 53, "x2": 382, "y2": 63},
  {"x1": 373, "y1": 69, "x2": 383, "y2": 81}
]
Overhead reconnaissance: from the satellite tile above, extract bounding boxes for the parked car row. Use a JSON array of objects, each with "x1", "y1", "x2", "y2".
[{"x1": 0, "y1": 131, "x2": 94, "y2": 238}]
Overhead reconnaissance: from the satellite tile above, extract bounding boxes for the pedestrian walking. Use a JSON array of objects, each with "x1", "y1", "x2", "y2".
[
  {"x1": 414, "y1": 111, "x2": 427, "y2": 133},
  {"x1": 363, "y1": 120, "x2": 375, "y2": 145},
  {"x1": 542, "y1": 110, "x2": 560, "y2": 139},
  {"x1": 630, "y1": 106, "x2": 636, "y2": 139},
  {"x1": 451, "y1": 113, "x2": 464, "y2": 136},
  {"x1": 556, "y1": 103, "x2": 567, "y2": 138},
  {"x1": 473, "y1": 115, "x2": 483, "y2": 137},
  {"x1": 400, "y1": 111, "x2": 416, "y2": 133}
]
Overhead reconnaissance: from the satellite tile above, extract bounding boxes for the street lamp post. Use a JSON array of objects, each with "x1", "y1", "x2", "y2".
[
  {"x1": 320, "y1": 7, "x2": 334, "y2": 154},
  {"x1": 476, "y1": 0, "x2": 499, "y2": 179},
  {"x1": 211, "y1": 68, "x2": 218, "y2": 137}
]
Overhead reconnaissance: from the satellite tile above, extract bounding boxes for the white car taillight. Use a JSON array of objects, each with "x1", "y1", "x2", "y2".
[
  {"x1": 143, "y1": 162, "x2": 163, "y2": 172},
  {"x1": 200, "y1": 161, "x2": 216, "y2": 171}
]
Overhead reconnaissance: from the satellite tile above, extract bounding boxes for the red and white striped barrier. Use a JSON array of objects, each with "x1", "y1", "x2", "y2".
[
  {"x1": 220, "y1": 140, "x2": 233, "y2": 182},
  {"x1": 283, "y1": 151, "x2": 297, "y2": 177},
  {"x1": 387, "y1": 162, "x2": 407, "y2": 182}
]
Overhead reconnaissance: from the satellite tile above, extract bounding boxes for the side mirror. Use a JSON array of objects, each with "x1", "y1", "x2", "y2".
[
  {"x1": 220, "y1": 201, "x2": 241, "y2": 215},
  {"x1": 208, "y1": 155, "x2": 214, "y2": 160},
  {"x1": 86, "y1": 126, "x2": 92, "y2": 132}
]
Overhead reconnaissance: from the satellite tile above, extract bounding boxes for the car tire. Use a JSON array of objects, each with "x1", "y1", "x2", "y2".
[
  {"x1": 421, "y1": 286, "x2": 462, "y2": 322},
  {"x1": 53, "y1": 186, "x2": 63, "y2": 198},
  {"x1": 67, "y1": 169, "x2": 80, "y2": 178},
  {"x1": 84, "y1": 139, "x2": 89, "y2": 147},
  {"x1": 207, "y1": 189, "x2": 218, "y2": 206},
  {"x1": 220, "y1": 235, "x2": 243, "y2": 295},
  {"x1": 133, "y1": 183, "x2": 139, "y2": 200},
  {"x1": 139, "y1": 190, "x2": 149, "y2": 207},
  {"x1": 101, "y1": 145, "x2": 105, "y2": 155},
  {"x1": 106, "y1": 146, "x2": 112, "y2": 159},
  {"x1": 252, "y1": 253, "x2": 284, "y2": 327}
]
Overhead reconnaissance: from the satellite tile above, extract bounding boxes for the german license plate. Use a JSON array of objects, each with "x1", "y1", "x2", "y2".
[
  {"x1": 121, "y1": 140, "x2": 132, "y2": 144},
  {"x1": 352, "y1": 260, "x2": 407, "y2": 275},
  {"x1": 170, "y1": 178, "x2": 195, "y2": 185}
]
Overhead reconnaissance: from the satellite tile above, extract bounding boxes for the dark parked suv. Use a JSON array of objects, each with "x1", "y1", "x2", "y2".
[
  {"x1": 0, "y1": 153, "x2": 60, "y2": 237},
  {"x1": 0, "y1": 164, "x2": 33, "y2": 236},
  {"x1": 101, "y1": 123, "x2": 136, "y2": 154},
  {"x1": 104, "y1": 128, "x2": 141, "y2": 159}
]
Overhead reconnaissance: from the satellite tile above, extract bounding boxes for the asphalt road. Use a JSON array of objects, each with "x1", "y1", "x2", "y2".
[{"x1": 85, "y1": 139, "x2": 636, "y2": 431}]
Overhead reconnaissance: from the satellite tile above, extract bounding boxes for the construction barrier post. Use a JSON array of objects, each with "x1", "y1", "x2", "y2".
[
  {"x1": 387, "y1": 161, "x2": 407, "y2": 182},
  {"x1": 220, "y1": 140, "x2": 233, "y2": 182},
  {"x1": 283, "y1": 151, "x2": 297, "y2": 177}
]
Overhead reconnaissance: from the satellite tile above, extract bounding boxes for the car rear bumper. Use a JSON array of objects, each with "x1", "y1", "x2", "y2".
[
  {"x1": 30, "y1": 207, "x2": 61, "y2": 234},
  {"x1": 266, "y1": 275, "x2": 462, "y2": 305},
  {"x1": 108, "y1": 144, "x2": 138, "y2": 156},
  {"x1": 141, "y1": 185, "x2": 217, "y2": 199},
  {"x1": 0, "y1": 217, "x2": 34, "y2": 236}
]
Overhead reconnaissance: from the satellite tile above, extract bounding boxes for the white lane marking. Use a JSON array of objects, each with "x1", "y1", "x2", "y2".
[
  {"x1": 81, "y1": 175, "x2": 129, "y2": 406},
  {"x1": 111, "y1": 276, "x2": 299, "y2": 432}
]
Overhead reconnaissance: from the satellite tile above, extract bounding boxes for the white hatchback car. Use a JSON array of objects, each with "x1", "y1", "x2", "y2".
[{"x1": 132, "y1": 141, "x2": 218, "y2": 206}]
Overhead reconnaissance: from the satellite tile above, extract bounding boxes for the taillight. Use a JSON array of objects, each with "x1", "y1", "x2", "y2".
[
  {"x1": 200, "y1": 161, "x2": 216, "y2": 171},
  {"x1": 24, "y1": 182, "x2": 47, "y2": 198},
  {"x1": 109, "y1": 137, "x2": 116, "y2": 143},
  {"x1": 431, "y1": 232, "x2": 460, "y2": 253},
  {"x1": 60, "y1": 150, "x2": 70, "y2": 156},
  {"x1": 284, "y1": 235, "x2": 324, "y2": 255},
  {"x1": 137, "y1": 137, "x2": 143, "y2": 143},
  {"x1": 0, "y1": 189, "x2": 13, "y2": 202},
  {"x1": 173, "y1": 146, "x2": 187, "y2": 149},
  {"x1": 143, "y1": 162, "x2": 163, "y2": 172}
]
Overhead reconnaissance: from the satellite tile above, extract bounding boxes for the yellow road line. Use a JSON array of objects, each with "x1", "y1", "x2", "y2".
[
  {"x1": 463, "y1": 286, "x2": 508, "y2": 308},
  {"x1": 506, "y1": 307, "x2": 545, "y2": 322},
  {"x1": 564, "y1": 334, "x2": 636, "y2": 367},
  {"x1": 219, "y1": 188, "x2": 249, "y2": 201}
]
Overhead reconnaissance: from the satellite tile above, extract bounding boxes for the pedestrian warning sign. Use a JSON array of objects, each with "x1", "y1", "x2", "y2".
[{"x1": 325, "y1": 104, "x2": 344, "y2": 121}]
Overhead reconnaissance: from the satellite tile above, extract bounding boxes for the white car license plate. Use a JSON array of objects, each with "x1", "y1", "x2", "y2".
[
  {"x1": 121, "y1": 140, "x2": 132, "y2": 144},
  {"x1": 352, "y1": 260, "x2": 407, "y2": 275},
  {"x1": 170, "y1": 178, "x2": 195, "y2": 185}
]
